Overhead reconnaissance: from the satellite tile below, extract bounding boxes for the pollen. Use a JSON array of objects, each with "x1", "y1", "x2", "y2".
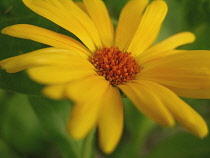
[{"x1": 90, "y1": 46, "x2": 141, "y2": 86}]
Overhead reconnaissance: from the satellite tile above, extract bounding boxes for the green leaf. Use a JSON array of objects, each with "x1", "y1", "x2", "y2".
[
  {"x1": 145, "y1": 133, "x2": 210, "y2": 158},
  {"x1": 0, "y1": 93, "x2": 50, "y2": 157},
  {"x1": 103, "y1": 0, "x2": 128, "y2": 20},
  {"x1": 179, "y1": 0, "x2": 210, "y2": 50},
  {"x1": 28, "y1": 96, "x2": 81, "y2": 158},
  {"x1": 0, "y1": 139, "x2": 21, "y2": 158},
  {"x1": 0, "y1": 71, "x2": 42, "y2": 95},
  {"x1": 157, "y1": 0, "x2": 183, "y2": 42},
  {"x1": 182, "y1": 0, "x2": 210, "y2": 27}
]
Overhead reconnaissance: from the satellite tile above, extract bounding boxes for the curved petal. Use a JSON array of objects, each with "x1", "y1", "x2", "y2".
[
  {"x1": 22, "y1": 0, "x2": 102, "y2": 52},
  {"x1": 165, "y1": 86, "x2": 210, "y2": 99},
  {"x1": 138, "y1": 50, "x2": 210, "y2": 90},
  {"x1": 27, "y1": 66, "x2": 96, "y2": 84},
  {"x1": 137, "y1": 50, "x2": 183, "y2": 65},
  {"x1": 118, "y1": 81, "x2": 174, "y2": 126},
  {"x1": 43, "y1": 84, "x2": 67, "y2": 100},
  {"x1": 98, "y1": 86, "x2": 123, "y2": 154},
  {"x1": 0, "y1": 47, "x2": 94, "y2": 73},
  {"x1": 66, "y1": 76, "x2": 109, "y2": 139},
  {"x1": 83, "y1": 0, "x2": 114, "y2": 47},
  {"x1": 114, "y1": 0, "x2": 149, "y2": 51},
  {"x1": 1, "y1": 24, "x2": 91, "y2": 57},
  {"x1": 141, "y1": 32, "x2": 195, "y2": 56},
  {"x1": 127, "y1": 0, "x2": 168, "y2": 56},
  {"x1": 139, "y1": 80, "x2": 208, "y2": 138}
]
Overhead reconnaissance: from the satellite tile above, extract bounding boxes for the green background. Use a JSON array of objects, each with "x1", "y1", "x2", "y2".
[{"x1": 0, "y1": 0, "x2": 210, "y2": 157}]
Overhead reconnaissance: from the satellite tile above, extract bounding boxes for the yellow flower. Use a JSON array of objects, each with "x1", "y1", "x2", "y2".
[{"x1": 0, "y1": 0, "x2": 210, "y2": 154}]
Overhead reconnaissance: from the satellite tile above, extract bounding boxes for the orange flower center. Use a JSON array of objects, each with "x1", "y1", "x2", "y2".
[{"x1": 90, "y1": 46, "x2": 141, "y2": 86}]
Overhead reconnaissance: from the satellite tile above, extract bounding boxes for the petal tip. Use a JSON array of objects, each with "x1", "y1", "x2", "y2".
[
  {"x1": 42, "y1": 86, "x2": 65, "y2": 100},
  {"x1": 100, "y1": 142, "x2": 115, "y2": 154},
  {"x1": 168, "y1": 119, "x2": 175, "y2": 127},
  {"x1": 1, "y1": 27, "x2": 7, "y2": 34},
  {"x1": 67, "y1": 125, "x2": 85, "y2": 140},
  {"x1": 162, "y1": 117, "x2": 175, "y2": 127},
  {"x1": 155, "y1": 0, "x2": 168, "y2": 15},
  {"x1": 153, "y1": 0, "x2": 168, "y2": 9},
  {"x1": 102, "y1": 148, "x2": 114, "y2": 155},
  {"x1": 197, "y1": 126, "x2": 208, "y2": 139},
  {"x1": 188, "y1": 32, "x2": 196, "y2": 42}
]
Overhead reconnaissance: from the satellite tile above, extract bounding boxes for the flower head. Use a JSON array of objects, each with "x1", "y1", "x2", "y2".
[
  {"x1": 90, "y1": 46, "x2": 141, "y2": 86},
  {"x1": 1, "y1": 0, "x2": 210, "y2": 154}
]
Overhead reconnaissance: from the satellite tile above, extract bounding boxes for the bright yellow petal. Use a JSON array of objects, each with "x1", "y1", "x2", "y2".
[
  {"x1": 66, "y1": 76, "x2": 109, "y2": 139},
  {"x1": 118, "y1": 82, "x2": 174, "y2": 126},
  {"x1": 140, "y1": 80, "x2": 208, "y2": 138},
  {"x1": 114, "y1": 0, "x2": 149, "y2": 51},
  {"x1": 83, "y1": 0, "x2": 114, "y2": 47},
  {"x1": 98, "y1": 86, "x2": 123, "y2": 154},
  {"x1": 137, "y1": 32, "x2": 195, "y2": 64},
  {"x1": 43, "y1": 84, "x2": 67, "y2": 100},
  {"x1": 2, "y1": 24, "x2": 90, "y2": 57},
  {"x1": 142, "y1": 32, "x2": 195, "y2": 56},
  {"x1": 27, "y1": 66, "x2": 95, "y2": 84},
  {"x1": 0, "y1": 47, "x2": 93, "y2": 73},
  {"x1": 22, "y1": 0, "x2": 102, "y2": 52},
  {"x1": 138, "y1": 50, "x2": 210, "y2": 90},
  {"x1": 127, "y1": 0, "x2": 168, "y2": 56}
]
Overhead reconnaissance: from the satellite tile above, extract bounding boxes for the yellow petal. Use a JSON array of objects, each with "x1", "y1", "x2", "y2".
[
  {"x1": 66, "y1": 76, "x2": 109, "y2": 139},
  {"x1": 98, "y1": 86, "x2": 123, "y2": 154},
  {"x1": 140, "y1": 80, "x2": 208, "y2": 138},
  {"x1": 75, "y1": 2, "x2": 88, "y2": 13},
  {"x1": 83, "y1": 0, "x2": 114, "y2": 47},
  {"x1": 114, "y1": 0, "x2": 149, "y2": 51},
  {"x1": 167, "y1": 86, "x2": 210, "y2": 99},
  {"x1": 22, "y1": 0, "x2": 102, "y2": 52},
  {"x1": 142, "y1": 32, "x2": 195, "y2": 56},
  {"x1": 1, "y1": 24, "x2": 90, "y2": 57},
  {"x1": 139, "y1": 50, "x2": 210, "y2": 89},
  {"x1": 118, "y1": 81, "x2": 174, "y2": 126},
  {"x1": 27, "y1": 66, "x2": 95, "y2": 84},
  {"x1": 127, "y1": 0, "x2": 168, "y2": 56},
  {"x1": 0, "y1": 47, "x2": 93, "y2": 73},
  {"x1": 43, "y1": 84, "x2": 67, "y2": 100},
  {"x1": 137, "y1": 49, "x2": 184, "y2": 65}
]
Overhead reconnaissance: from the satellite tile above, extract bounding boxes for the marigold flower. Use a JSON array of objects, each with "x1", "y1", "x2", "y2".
[{"x1": 1, "y1": 0, "x2": 210, "y2": 154}]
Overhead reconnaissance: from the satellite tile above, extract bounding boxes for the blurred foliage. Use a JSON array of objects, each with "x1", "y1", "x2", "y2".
[
  {"x1": 0, "y1": 0, "x2": 210, "y2": 158},
  {"x1": 146, "y1": 133, "x2": 210, "y2": 158}
]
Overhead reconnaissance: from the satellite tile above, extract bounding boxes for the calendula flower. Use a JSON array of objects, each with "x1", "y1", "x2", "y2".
[{"x1": 1, "y1": 0, "x2": 210, "y2": 153}]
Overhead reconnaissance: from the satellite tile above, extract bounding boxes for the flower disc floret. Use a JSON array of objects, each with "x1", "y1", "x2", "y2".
[{"x1": 90, "y1": 46, "x2": 141, "y2": 86}]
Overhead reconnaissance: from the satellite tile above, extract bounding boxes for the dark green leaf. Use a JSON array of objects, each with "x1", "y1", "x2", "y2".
[
  {"x1": 0, "y1": 71, "x2": 42, "y2": 95},
  {"x1": 0, "y1": 139, "x2": 21, "y2": 158}
]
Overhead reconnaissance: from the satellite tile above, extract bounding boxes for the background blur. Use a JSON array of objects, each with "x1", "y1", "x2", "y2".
[{"x1": 0, "y1": 0, "x2": 210, "y2": 158}]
